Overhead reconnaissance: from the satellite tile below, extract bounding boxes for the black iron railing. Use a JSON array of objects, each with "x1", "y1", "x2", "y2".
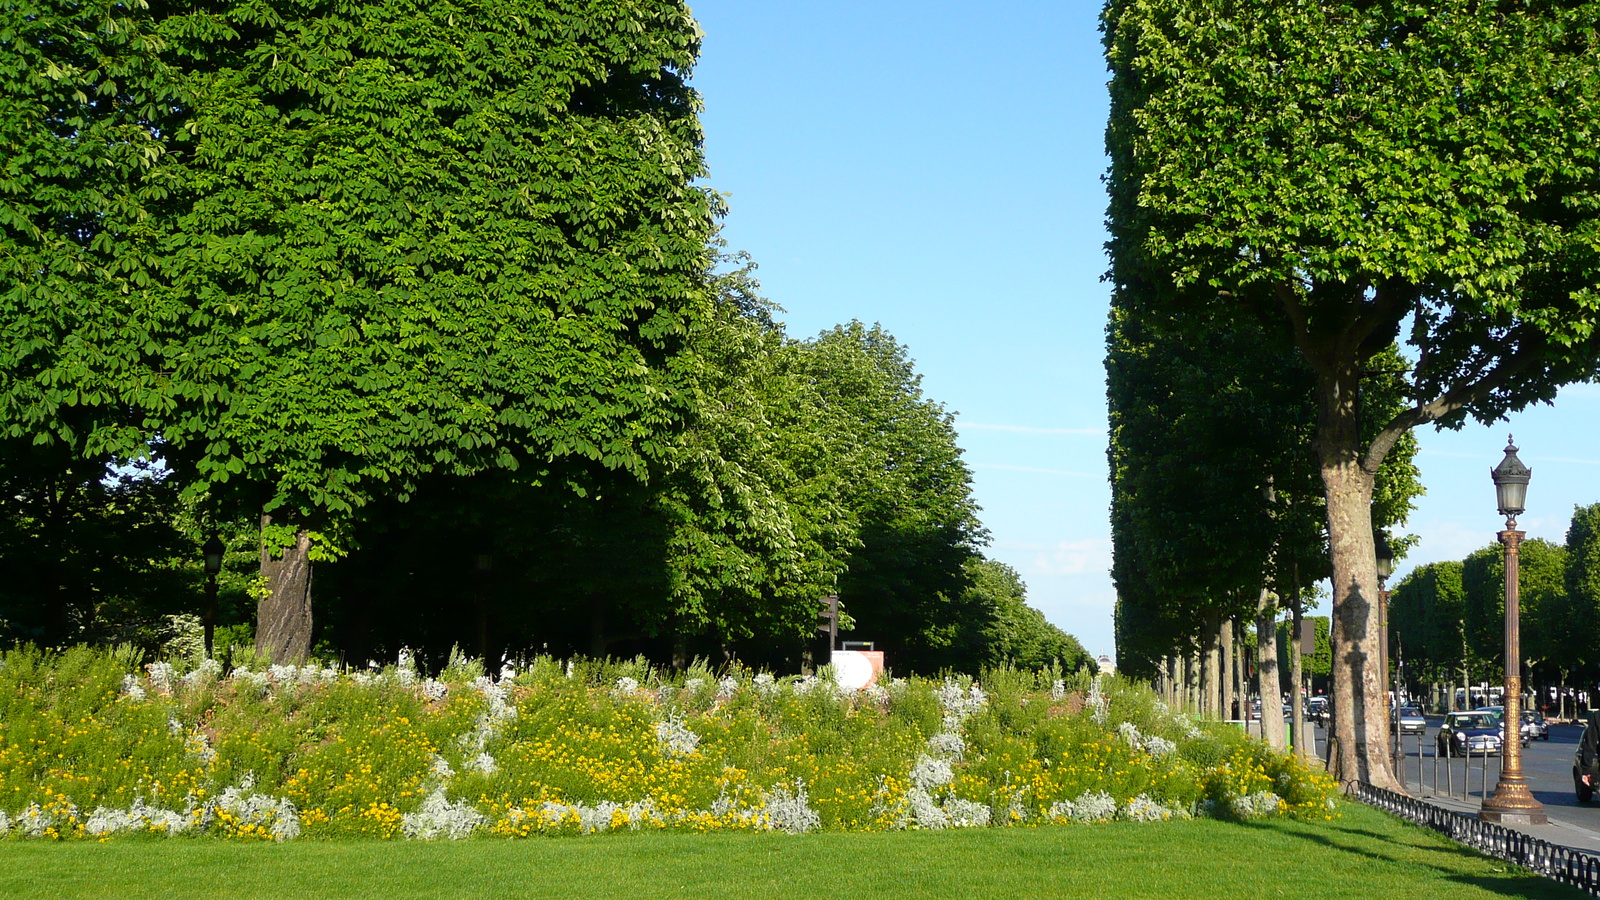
[{"x1": 1350, "y1": 782, "x2": 1600, "y2": 896}]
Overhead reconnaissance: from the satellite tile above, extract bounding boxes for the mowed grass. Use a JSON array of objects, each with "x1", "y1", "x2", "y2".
[{"x1": 0, "y1": 803, "x2": 1584, "y2": 900}]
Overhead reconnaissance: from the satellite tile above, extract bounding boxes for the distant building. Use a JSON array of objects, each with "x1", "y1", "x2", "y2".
[{"x1": 1096, "y1": 654, "x2": 1116, "y2": 674}]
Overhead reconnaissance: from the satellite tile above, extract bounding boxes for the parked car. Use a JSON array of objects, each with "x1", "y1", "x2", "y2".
[
  {"x1": 1576, "y1": 712, "x2": 1600, "y2": 802},
  {"x1": 1396, "y1": 707, "x2": 1427, "y2": 737},
  {"x1": 1524, "y1": 710, "x2": 1550, "y2": 741},
  {"x1": 1437, "y1": 711, "x2": 1504, "y2": 757}
]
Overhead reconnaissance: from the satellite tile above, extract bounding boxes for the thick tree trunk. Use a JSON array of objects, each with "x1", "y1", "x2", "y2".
[
  {"x1": 1315, "y1": 367, "x2": 1402, "y2": 792},
  {"x1": 1258, "y1": 591, "x2": 1287, "y2": 751},
  {"x1": 257, "y1": 515, "x2": 313, "y2": 665}
]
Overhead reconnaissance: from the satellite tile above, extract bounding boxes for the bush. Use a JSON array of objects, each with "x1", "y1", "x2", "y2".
[{"x1": 0, "y1": 646, "x2": 1336, "y2": 841}]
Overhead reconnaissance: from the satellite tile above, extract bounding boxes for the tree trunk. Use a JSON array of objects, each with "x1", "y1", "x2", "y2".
[
  {"x1": 1235, "y1": 620, "x2": 1248, "y2": 720},
  {"x1": 1184, "y1": 646, "x2": 1196, "y2": 711},
  {"x1": 1258, "y1": 590, "x2": 1287, "y2": 751},
  {"x1": 1280, "y1": 586, "x2": 1305, "y2": 752},
  {"x1": 256, "y1": 514, "x2": 313, "y2": 665},
  {"x1": 1221, "y1": 616, "x2": 1236, "y2": 721},
  {"x1": 1315, "y1": 367, "x2": 1402, "y2": 791},
  {"x1": 1203, "y1": 616, "x2": 1221, "y2": 718}
]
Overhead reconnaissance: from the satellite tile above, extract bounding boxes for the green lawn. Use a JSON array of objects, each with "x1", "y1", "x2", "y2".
[{"x1": 0, "y1": 803, "x2": 1583, "y2": 899}]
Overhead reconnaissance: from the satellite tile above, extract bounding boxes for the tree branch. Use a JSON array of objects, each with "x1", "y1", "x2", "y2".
[
  {"x1": 1361, "y1": 344, "x2": 1541, "y2": 474},
  {"x1": 1352, "y1": 280, "x2": 1410, "y2": 361},
  {"x1": 1275, "y1": 282, "x2": 1330, "y2": 376}
]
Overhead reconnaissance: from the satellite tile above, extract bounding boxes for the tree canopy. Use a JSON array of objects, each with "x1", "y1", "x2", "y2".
[{"x1": 1105, "y1": 0, "x2": 1600, "y2": 788}]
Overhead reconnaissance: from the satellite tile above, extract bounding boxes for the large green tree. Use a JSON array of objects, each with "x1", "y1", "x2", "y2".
[
  {"x1": 1105, "y1": 0, "x2": 1600, "y2": 788},
  {"x1": 3, "y1": 0, "x2": 720, "y2": 662}
]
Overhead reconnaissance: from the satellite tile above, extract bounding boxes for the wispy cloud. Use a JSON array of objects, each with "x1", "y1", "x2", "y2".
[
  {"x1": 1026, "y1": 539, "x2": 1113, "y2": 577},
  {"x1": 957, "y1": 422, "x2": 1104, "y2": 436},
  {"x1": 971, "y1": 463, "x2": 1100, "y2": 477}
]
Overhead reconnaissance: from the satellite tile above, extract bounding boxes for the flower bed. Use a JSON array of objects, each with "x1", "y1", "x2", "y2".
[{"x1": 0, "y1": 646, "x2": 1336, "y2": 841}]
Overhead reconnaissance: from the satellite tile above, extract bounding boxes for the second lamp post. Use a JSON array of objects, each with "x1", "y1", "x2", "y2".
[{"x1": 1480, "y1": 436, "x2": 1547, "y2": 825}]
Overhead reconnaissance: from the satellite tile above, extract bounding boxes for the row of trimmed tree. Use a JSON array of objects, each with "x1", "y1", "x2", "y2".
[
  {"x1": 1390, "y1": 504, "x2": 1600, "y2": 717},
  {"x1": 1104, "y1": 0, "x2": 1600, "y2": 790}
]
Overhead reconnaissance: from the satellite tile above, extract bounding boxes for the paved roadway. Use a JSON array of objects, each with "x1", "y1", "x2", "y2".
[{"x1": 1378, "y1": 717, "x2": 1600, "y2": 834}]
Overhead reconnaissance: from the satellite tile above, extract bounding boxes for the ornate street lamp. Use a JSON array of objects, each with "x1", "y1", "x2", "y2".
[
  {"x1": 202, "y1": 535, "x2": 225, "y2": 659},
  {"x1": 1481, "y1": 436, "x2": 1546, "y2": 824},
  {"x1": 1375, "y1": 532, "x2": 1395, "y2": 765}
]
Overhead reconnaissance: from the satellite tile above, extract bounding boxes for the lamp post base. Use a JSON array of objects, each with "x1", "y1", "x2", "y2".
[{"x1": 1480, "y1": 778, "x2": 1548, "y2": 826}]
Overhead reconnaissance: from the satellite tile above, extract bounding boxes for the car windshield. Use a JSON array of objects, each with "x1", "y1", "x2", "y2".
[
  {"x1": 1401, "y1": 708, "x2": 1422, "y2": 717},
  {"x1": 1523, "y1": 712, "x2": 1542, "y2": 722},
  {"x1": 1451, "y1": 714, "x2": 1495, "y2": 729}
]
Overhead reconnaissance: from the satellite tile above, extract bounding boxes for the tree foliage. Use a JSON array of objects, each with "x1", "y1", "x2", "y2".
[
  {"x1": 1105, "y1": 0, "x2": 1600, "y2": 787},
  {"x1": 1565, "y1": 505, "x2": 1600, "y2": 672},
  {"x1": 968, "y1": 557, "x2": 1092, "y2": 672},
  {"x1": 1462, "y1": 539, "x2": 1567, "y2": 674}
]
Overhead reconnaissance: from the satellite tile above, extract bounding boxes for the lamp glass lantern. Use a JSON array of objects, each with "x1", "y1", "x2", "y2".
[
  {"x1": 202, "y1": 535, "x2": 225, "y2": 577},
  {"x1": 1374, "y1": 532, "x2": 1395, "y2": 582},
  {"x1": 1491, "y1": 437, "x2": 1531, "y2": 519}
]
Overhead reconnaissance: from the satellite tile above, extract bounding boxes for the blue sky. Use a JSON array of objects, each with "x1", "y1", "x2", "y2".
[{"x1": 686, "y1": 1, "x2": 1600, "y2": 659}]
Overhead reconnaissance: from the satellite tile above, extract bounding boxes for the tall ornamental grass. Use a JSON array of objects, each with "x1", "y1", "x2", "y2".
[{"x1": 0, "y1": 646, "x2": 1336, "y2": 841}]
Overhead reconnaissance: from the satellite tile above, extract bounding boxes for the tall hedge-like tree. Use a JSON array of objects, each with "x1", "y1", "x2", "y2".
[
  {"x1": 2, "y1": 0, "x2": 719, "y2": 662},
  {"x1": 1462, "y1": 539, "x2": 1567, "y2": 684},
  {"x1": 1564, "y1": 505, "x2": 1600, "y2": 679},
  {"x1": 1108, "y1": 288, "x2": 1418, "y2": 702},
  {"x1": 1389, "y1": 561, "x2": 1470, "y2": 696},
  {"x1": 1105, "y1": 0, "x2": 1600, "y2": 788}
]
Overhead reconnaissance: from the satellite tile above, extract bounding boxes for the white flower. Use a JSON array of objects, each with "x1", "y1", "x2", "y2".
[
  {"x1": 934, "y1": 678, "x2": 987, "y2": 730},
  {"x1": 925, "y1": 732, "x2": 966, "y2": 760},
  {"x1": 614, "y1": 676, "x2": 640, "y2": 696},
  {"x1": 763, "y1": 781, "x2": 821, "y2": 834},
  {"x1": 402, "y1": 788, "x2": 484, "y2": 840},
  {"x1": 431, "y1": 755, "x2": 456, "y2": 779},
  {"x1": 1124, "y1": 794, "x2": 1185, "y2": 823},
  {"x1": 147, "y1": 662, "x2": 175, "y2": 695},
  {"x1": 215, "y1": 778, "x2": 300, "y2": 841},
  {"x1": 656, "y1": 715, "x2": 700, "y2": 757},
  {"x1": 1051, "y1": 790, "x2": 1118, "y2": 824},
  {"x1": 910, "y1": 755, "x2": 954, "y2": 791},
  {"x1": 1229, "y1": 790, "x2": 1283, "y2": 819},
  {"x1": 120, "y1": 674, "x2": 145, "y2": 701},
  {"x1": 1143, "y1": 736, "x2": 1177, "y2": 759},
  {"x1": 716, "y1": 676, "x2": 739, "y2": 699},
  {"x1": 943, "y1": 797, "x2": 991, "y2": 828}
]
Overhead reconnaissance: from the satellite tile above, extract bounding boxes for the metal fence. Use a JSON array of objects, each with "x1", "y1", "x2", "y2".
[{"x1": 1350, "y1": 782, "x2": 1600, "y2": 896}]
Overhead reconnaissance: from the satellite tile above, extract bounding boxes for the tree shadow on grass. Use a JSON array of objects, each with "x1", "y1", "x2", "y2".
[{"x1": 1236, "y1": 813, "x2": 1587, "y2": 899}]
